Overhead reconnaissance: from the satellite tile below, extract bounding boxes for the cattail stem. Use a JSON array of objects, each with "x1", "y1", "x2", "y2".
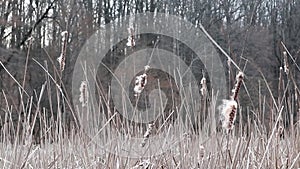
[{"x1": 278, "y1": 67, "x2": 283, "y2": 105}]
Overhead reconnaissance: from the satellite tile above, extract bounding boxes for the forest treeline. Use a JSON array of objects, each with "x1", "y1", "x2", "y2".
[{"x1": 1, "y1": 0, "x2": 300, "y2": 75}]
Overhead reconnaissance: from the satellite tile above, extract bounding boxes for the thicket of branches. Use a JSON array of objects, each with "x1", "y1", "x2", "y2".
[
  {"x1": 1, "y1": 0, "x2": 299, "y2": 79},
  {"x1": 1, "y1": 0, "x2": 299, "y2": 57}
]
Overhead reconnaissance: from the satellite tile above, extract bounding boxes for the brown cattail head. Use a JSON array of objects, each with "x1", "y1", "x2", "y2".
[
  {"x1": 231, "y1": 71, "x2": 244, "y2": 101},
  {"x1": 220, "y1": 99, "x2": 238, "y2": 131}
]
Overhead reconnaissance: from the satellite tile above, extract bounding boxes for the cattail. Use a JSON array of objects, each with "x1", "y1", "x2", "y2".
[
  {"x1": 134, "y1": 74, "x2": 147, "y2": 96},
  {"x1": 57, "y1": 31, "x2": 68, "y2": 72},
  {"x1": 220, "y1": 99, "x2": 238, "y2": 131},
  {"x1": 131, "y1": 159, "x2": 152, "y2": 169},
  {"x1": 200, "y1": 76, "x2": 207, "y2": 97},
  {"x1": 220, "y1": 71, "x2": 243, "y2": 131},
  {"x1": 134, "y1": 65, "x2": 150, "y2": 97},
  {"x1": 141, "y1": 123, "x2": 154, "y2": 147},
  {"x1": 283, "y1": 51, "x2": 289, "y2": 75},
  {"x1": 61, "y1": 31, "x2": 68, "y2": 39},
  {"x1": 231, "y1": 71, "x2": 244, "y2": 101},
  {"x1": 144, "y1": 65, "x2": 150, "y2": 72},
  {"x1": 126, "y1": 27, "x2": 136, "y2": 47},
  {"x1": 57, "y1": 54, "x2": 65, "y2": 72},
  {"x1": 276, "y1": 125, "x2": 284, "y2": 138},
  {"x1": 79, "y1": 81, "x2": 88, "y2": 107}
]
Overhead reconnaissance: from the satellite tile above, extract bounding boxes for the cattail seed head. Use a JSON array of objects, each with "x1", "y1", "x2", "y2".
[
  {"x1": 57, "y1": 54, "x2": 65, "y2": 72},
  {"x1": 126, "y1": 27, "x2": 136, "y2": 47},
  {"x1": 144, "y1": 65, "x2": 150, "y2": 72},
  {"x1": 231, "y1": 71, "x2": 244, "y2": 100},
  {"x1": 220, "y1": 99, "x2": 237, "y2": 131},
  {"x1": 276, "y1": 126, "x2": 284, "y2": 138},
  {"x1": 79, "y1": 81, "x2": 88, "y2": 107},
  {"x1": 141, "y1": 123, "x2": 154, "y2": 147},
  {"x1": 134, "y1": 73, "x2": 147, "y2": 97},
  {"x1": 131, "y1": 159, "x2": 152, "y2": 169},
  {"x1": 236, "y1": 71, "x2": 244, "y2": 81},
  {"x1": 200, "y1": 76, "x2": 207, "y2": 97},
  {"x1": 61, "y1": 30, "x2": 68, "y2": 36},
  {"x1": 134, "y1": 66, "x2": 150, "y2": 97},
  {"x1": 57, "y1": 31, "x2": 68, "y2": 72}
]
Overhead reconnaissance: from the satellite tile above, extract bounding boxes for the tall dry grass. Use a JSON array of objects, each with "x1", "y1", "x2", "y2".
[{"x1": 0, "y1": 38, "x2": 300, "y2": 169}]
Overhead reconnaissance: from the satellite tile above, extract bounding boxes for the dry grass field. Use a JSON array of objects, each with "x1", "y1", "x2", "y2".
[
  {"x1": 0, "y1": 62, "x2": 300, "y2": 169},
  {"x1": 0, "y1": 29, "x2": 299, "y2": 169}
]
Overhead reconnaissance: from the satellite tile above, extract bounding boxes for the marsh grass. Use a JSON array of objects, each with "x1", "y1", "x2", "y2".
[
  {"x1": 1, "y1": 47, "x2": 300, "y2": 168},
  {"x1": 1, "y1": 72, "x2": 299, "y2": 169}
]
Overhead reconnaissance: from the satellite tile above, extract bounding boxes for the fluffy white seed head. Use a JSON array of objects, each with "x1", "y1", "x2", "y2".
[
  {"x1": 134, "y1": 73, "x2": 147, "y2": 97},
  {"x1": 200, "y1": 77, "x2": 207, "y2": 96},
  {"x1": 61, "y1": 31, "x2": 68, "y2": 42},
  {"x1": 61, "y1": 31, "x2": 68, "y2": 36},
  {"x1": 57, "y1": 54, "x2": 65, "y2": 72},
  {"x1": 144, "y1": 65, "x2": 150, "y2": 72},
  {"x1": 126, "y1": 27, "x2": 135, "y2": 47},
  {"x1": 79, "y1": 81, "x2": 88, "y2": 107},
  {"x1": 220, "y1": 99, "x2": 238, "y2": 131},
  {"x1": 283, "y1": 51, "x2": 289, "y2": 74},
  {"x1": 57, "y1": 31, "x2": 68, "y2": 72},
  {"x1": 236, "y1": 71, "x2": 244, "y2": 81}
]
